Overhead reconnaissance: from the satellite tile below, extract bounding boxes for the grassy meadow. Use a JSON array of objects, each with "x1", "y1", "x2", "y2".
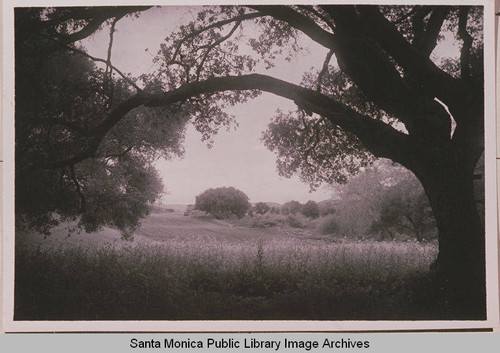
[{"x1": 15, "y1": 212, "x2": 442, "y2": 321}]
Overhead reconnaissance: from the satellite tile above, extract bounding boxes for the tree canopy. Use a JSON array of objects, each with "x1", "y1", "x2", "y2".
[{"x1": 195, "y1": 187, "x2": 250, "y2": 219}]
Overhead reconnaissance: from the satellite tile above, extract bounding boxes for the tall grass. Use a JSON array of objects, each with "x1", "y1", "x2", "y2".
[{"x1": 15, "y1": 237, "x2": 439, "y2": 320}]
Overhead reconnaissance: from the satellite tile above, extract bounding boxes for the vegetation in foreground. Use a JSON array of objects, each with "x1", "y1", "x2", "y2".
[{"x1": 15, "y1": 236, "x2": 440, "y2": 321}]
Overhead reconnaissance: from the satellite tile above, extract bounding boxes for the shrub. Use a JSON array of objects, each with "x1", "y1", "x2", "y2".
[
  {"x1": 195, "y1": 187, "x2": 250, "y2": 219},
  {"x1": 231, "y1": 213, "x2": 286, "y2": 228},
  {"x1": 319, "y1": 202, "x2": 336, "y2": 216},
  {"x1": 301, "y1": 200, "x2": 320, "y2": 219},
  {"x1": 287, "y1": 214, "x2": 308, "y2": 228},
  {"x1": 282, "y1": 200, "x2": 302, "y2": 215},
  {"x1": 254, "y1": 202, "x2": 271, "y2": 215},
  {"x1": 317, "y1": 215, "x2": 339, "y2": 235}
]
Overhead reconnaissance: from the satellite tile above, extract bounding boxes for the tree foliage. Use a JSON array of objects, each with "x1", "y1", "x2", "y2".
[
  {"x1": 301, "y1": 200, "x2": 320, "y2": 219},
  {"x1": 15, "y1": 7, "x2": 178, "y2": 238},
  {"x1": 371, "y1": 179, "x2": 436, "y2": 242},
  {"x1": 281, "y1": 200, "x2": 302, "y2": 215},
  {"x1": 254, "y1": 202, "x2": 271, "y2": 215},
  {"x1": 195, "y1": 187, "x2": 250, "y2": 219},
  {"x1": 333, "y1": 159, "x2": 436, "y2": 241}
]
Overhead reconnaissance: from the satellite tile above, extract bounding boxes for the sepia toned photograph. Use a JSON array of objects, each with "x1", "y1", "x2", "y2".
[{"x1": 3, "y1": 0, "x2": 498, "y2": 330}]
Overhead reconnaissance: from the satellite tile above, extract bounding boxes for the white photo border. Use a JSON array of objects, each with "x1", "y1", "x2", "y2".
[{"x1": 2, "y1": 0, "x2": 498, "y2": 332}]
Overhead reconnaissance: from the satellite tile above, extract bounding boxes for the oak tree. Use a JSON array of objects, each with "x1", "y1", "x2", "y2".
[
  {"x1": 194, "y1": 187, "x2": 250, "y2": 219},
  {"x1": 15, "y1": 5, "x2": 487, "y2": 317}
]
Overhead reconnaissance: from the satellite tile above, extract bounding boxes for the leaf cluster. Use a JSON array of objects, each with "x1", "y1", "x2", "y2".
[{"x1": 262, "y1": 109, "x2": 374, "y2": 190}]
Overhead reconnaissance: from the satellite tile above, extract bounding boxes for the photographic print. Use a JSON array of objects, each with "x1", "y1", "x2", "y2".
[{"x1": 3, "y1": 0, "x2": 498, "y2": 331}]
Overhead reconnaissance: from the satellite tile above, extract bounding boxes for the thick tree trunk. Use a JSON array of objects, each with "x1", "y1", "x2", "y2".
[{"x1": 418, "y1": 162, "x2": 485, "y2": 319}]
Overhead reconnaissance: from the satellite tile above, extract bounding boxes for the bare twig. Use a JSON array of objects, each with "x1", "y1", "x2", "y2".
[
  {"x1": 196, "y1": 20, "x2": 242, "y2": 81},
  {"x1": 66, "y1": 45, "x2": 143, "y2": 92},
  {"x1": 103, "y1": 16, "x2": 123, "y2": 110},
  {"x1": 169, "y1": 11, "x2": 262, "y2": 64}
]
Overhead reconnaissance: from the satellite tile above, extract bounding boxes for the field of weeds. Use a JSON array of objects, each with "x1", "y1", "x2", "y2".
[{"x1": 14, "y1": 212, "x2": 441, "y2": 320}]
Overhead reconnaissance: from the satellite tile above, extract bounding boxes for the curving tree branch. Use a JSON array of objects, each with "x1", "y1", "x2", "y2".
[
  {"x1": 354, "y1": 5, "x2": 457, "y2": 103},
  {"x1": 66, "y1": 45, "x2": 142, "y2": 92},
  {"x1": 248, "y1": 5, "x2": 337, "y2": 51},
  {"x1": 169, "y1": 11, "x2": 263, "y2": 64},
  {"x1": 55, "y1": 6, "x2": 152, "y2": 46},
  {"x1": 413, "y1": 6, "x2": 451, "y2": 56},
  {"x1": 22, "y1": 74, "x2": 412, "y2": 174},
  {"x1": 195, "y1": 19, "x2": 243, "y2": 80},
  {"x1": 297, "y1": 5, "x2": 336, "y2": 33}
]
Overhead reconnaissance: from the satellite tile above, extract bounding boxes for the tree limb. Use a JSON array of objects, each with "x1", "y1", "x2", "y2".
[
  {"x1": 55, "y1": 7, "x2": 152, "y2": 46},
  {"x1": 297, "y1": 5, "x2": 336, "y2": 33},
  {"x1": 413, "y1": 6, "x2": 451, "y2": 56},
  {"x1": 66, "y1": 45, "x2": 143, "y2": 92},
  {"x1": 412, "y1": 6, "x2": 432, "y2": 47},
  {"x1": 22, "y1": 74, "x2": 413, "y2": 176},
  {"x1": 353, "y1": 5, "x2": 457, "y2": 103},
  {"x1": 169, "y1": 11, "x2": 263, "y2": 64},
  {"x1": 316, "y1": 50, "x2": 334, "y2": 92},
  {"x1": 102, "y1": 16, "x2": 122, "y2": 110},
  {"x1": 195, "y1": 19, "x2": 242, "y2": 81},
  {"x1": 458, "y1": 6, "x2": 473, "y2": 79},
  {"x1": 318, "y1": 5, "x2": 451, "y2": 140},
  {"x1": 247, "y1": 5, "x2": 337, "y2": 51},
  {"x1": 105, "y1": 16, "x2": 121, "y2": 77}
]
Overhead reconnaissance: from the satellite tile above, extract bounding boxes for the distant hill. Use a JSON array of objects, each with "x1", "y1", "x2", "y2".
[
  {"x1": 318, "y1": 199, "x2": 340, "y2": 207},
  {"x1": 251, "y1": 202, "x2": 283, "y2": 209},
  {"x1": 156, "y1": 201, "x2": 339, "y2": 213},
  {"x1": 153, "y1": 204, "x2": 188, "y2": 213}
]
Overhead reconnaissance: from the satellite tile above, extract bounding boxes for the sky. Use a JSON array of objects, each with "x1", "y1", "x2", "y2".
[{"x1": 82, "y1": 6, "x2": 334, "y2": 205}]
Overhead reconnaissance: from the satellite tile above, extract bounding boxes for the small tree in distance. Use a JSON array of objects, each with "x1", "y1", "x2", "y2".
[
  {"x1": 301, "y1": 200, "x2": 320, "y2": 219},
  {"x1": 195, "y1": 187, "x2": 250, "y2": 219},
  {"x1": 371, "y1": 179, "x2": 436, "y2": 242},
  {"x1": 281, "y1": 200, "x2": 302, "y2": 215},
  {"x1": 254, "y1": 202, "x2": 271, "y2": 215}
]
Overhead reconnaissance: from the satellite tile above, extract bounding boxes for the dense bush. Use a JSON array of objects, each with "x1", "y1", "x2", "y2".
[
  {"x1": 301, "y1": 200, "x2": 320, "y2": 219},
  {"x1": 195, "y1": 187, "x2": 250, "y2": 219},
  {"x1": 281, "y1": 200, "x2": 302, "y2": 215},
  {"x1": 370, "y1": 180, "x2": 436, "y2": 242},
  {"x1": 317, "y1": 215, "x2": 339, "y2": 235},
  {"x1": 254, "y1": 202, "x2": 271, "y2": 215},
  {"x1": 319, "y1": 201, "x2": 336, "y2": 216},
  {"x1": 287, "y1": 214, "x2": 308, "y2": 228}
]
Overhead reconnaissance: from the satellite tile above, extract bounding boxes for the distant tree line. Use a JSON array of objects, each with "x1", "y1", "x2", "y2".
[
  {"x1": 331, "y1": 159, "x2": 437, "y2": 242},
  {"x1": 192, "y1": 160, "x2": 438, "y2": 243}
]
